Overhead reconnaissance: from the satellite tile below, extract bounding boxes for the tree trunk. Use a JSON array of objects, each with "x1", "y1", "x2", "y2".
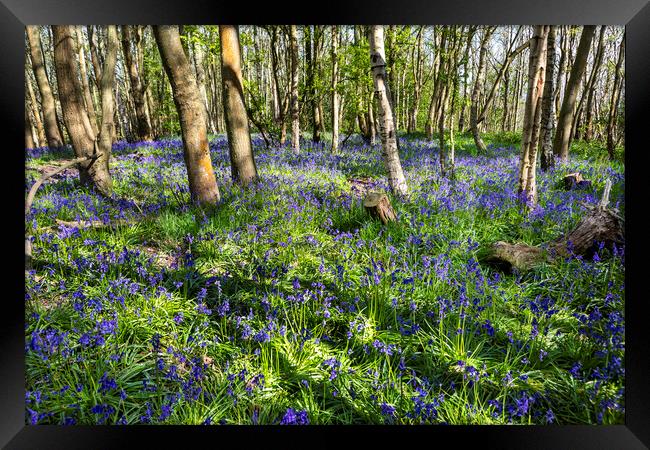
[
  {"x1": 121, "y1": 25, "x2": 153, "y2": 142},
  {"x1": 53, "y1": 25, "x2": 113, "y2": 195},
  {"x1": 408, "y1": 27, "x2": 424, "y2": 134},
  {"x1": 584, "y1": 26, "x2": 607, "y2": 142},
  {"x1": 552, "y1": 26, "x2": 596, "y2": 161},
  {"x1": 289, "y1": 25, "x2": 300, "y2": 153},
  {"x1": 25, "y1": 71, "x2": 47, "y2": 147},
  {"x1": 369, "y1": 25, "x2": 408, "y2": 197},
  {"x1": 74, "y1": 27, "x2": 100, "y2": 137},
  {"x1": 512, "y1": 53, "x2": 523, "y2": 130},
  {"x1": 154, "y1": 25, "x2": 220, "y2": 205},
  {"x1": 554, "y1": 26, "x2": 568, "y2": 120},
  {"x1": 470, "y1": 28, "x2": 494, "y2": 154},
  {"x1": 25, "y1": 105, "x2": 36, "y2": 149},
  {"x1": 457, "y1": 27, "x2": 475, "y2": 132},
  {"x1": 268, "y1": 27, "x2": 286, "y2": 145},
  {"x1": 220, "y1": 25, "x2": 258, "y2": 186},
  {"x1": 88, "y1": 26, "x2": 103, "y2": 89},
  {"x1": 518, "y1": 26, "x2": 549, "y2": 207},
  {"x1": 304, "y1": 26, "x2": 319, "y2": 143},
  {"x1": 607, "y1": 33, "x2": 625, "y2": 160},
  {"x1": 331, "y1": 25, "x2": 340, "y2": 153},
  {"x1": 193, "y1": 34, "x2": 215, "y2": 135},
  {"x1": 368, "y1": 90, "x2": 376, "y2": 145},
  {"x1": 26, "y1": 26, "x2": 65, "y2": 148},
  {"x1": 539, "y1": 26, "x2": 557, "y2": 171},
  {"x1": 426, "y1": 28, "x2": 446, "y2": 139},
  {"x1": 96, "y1": 26, "x2": 119, "y2": 193},
  {"x1": 208, "y1": 55, "x2": 221, "y2": 134},
  {"x1": 501, "y1": 69, "x2": 510, "y2": 133}
]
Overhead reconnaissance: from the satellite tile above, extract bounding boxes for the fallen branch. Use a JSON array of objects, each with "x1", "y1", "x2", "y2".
[
  {"x1": 25, "y1": 153, "x2": 103, "y2": 269},
  {"x1": 25, "y1": 154, "x2": 103, "y2": 216}
]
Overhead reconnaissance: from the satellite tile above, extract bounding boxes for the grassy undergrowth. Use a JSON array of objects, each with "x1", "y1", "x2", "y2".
[{"x1": 24, "y1": 133, "x2": 624, "y2": 425}]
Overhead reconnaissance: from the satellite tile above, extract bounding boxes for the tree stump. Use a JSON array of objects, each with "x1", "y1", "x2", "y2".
[
  {"x1": 484, "y1": 179, "x2": 623, "y2": 271},
  {"x1": 563, "y1": 172, "x2": 591, "y2": 190},
  {"x1": 364, "y1": 192, "x2": 397, "y2": 225}
]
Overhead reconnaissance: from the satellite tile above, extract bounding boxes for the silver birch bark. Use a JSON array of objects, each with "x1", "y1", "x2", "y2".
[
  {"x1": 369, "y1": 25, "x2": 408, "y2": 197},
  {"x1": 518, "y1": 26, "x2": 549, "y2": 207},
  {"x1": 539, "y1": 26, "x2": 557, "y2": 171}
]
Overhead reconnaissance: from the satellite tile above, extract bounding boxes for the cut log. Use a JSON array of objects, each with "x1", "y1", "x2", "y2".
[
  {"x1": 485, "y1": 179, "x2": 623, "y2": 271},
  {"x1": 563, "y1": 172, "x2": 591, "y2": 190},
  {"x1": 364, "y1": 192, "x2": 397, "y2": 225}
]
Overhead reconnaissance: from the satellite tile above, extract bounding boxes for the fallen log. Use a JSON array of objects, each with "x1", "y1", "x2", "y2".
[
  {"x1": 364, "y1": 192, "x2": 397, "y2": 225},
  {"x1": 484, "y1": 179, "x2": 623, "y2": 271},
  {"x1": 55, "y1": 218, "x2": 133, "y2": 229}
]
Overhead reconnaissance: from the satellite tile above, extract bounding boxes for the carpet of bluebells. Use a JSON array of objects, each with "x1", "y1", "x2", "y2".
[{"x1": 24, "y1": 133, "x2": 625, "y2": 425}]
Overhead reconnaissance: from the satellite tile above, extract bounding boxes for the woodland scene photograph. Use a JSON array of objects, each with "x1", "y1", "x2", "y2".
[{"x1": 23, "y1": 23, "x2": 626, "y2": 426}]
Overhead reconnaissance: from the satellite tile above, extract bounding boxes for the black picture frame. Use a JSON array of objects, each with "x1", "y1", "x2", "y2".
[{"x1": 4, "y1": 0, "x2": 649, "y2": 447}]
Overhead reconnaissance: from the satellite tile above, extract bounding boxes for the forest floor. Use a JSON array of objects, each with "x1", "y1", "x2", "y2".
[{"x1": 24, "y1": 132, "x2": 625, "y2": 425}]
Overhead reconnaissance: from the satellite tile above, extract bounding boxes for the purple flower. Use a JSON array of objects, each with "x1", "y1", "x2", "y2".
[
  {"x1": 279, "y1": 407, "x2": 309, "y2": 425},
  {"x1": 98, "y1": 372, "x2": 118, "y2": 394}
]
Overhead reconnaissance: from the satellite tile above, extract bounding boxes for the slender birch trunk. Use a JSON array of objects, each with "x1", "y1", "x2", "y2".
[
  {"x1": 518, "y1": 26, "x2": 549, "y2": 207},
  {"x1": 607, "y1": 33, "x2": 624, "y2": 160},
  {"x1": 369, "y1": 25, "x2": 408, "y2": 197},
  {"x1": 539, "y1": 26, "x2": 557, "y2": 171}
]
